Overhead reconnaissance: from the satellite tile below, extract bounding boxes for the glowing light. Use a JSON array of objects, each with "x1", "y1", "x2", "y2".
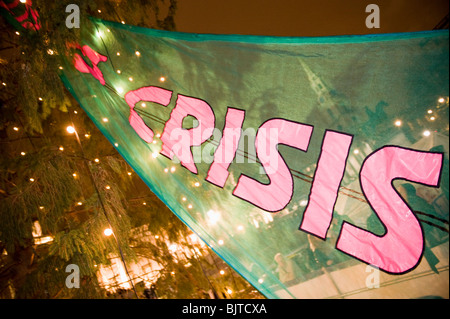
[
  {"x1": 39, "y1": 206, "x2": 44, "y2": 210},
  {"x1": 66, "y1": 126, "x2": 76, "y2": 134},
  {"x1": 114, "y1": 143, "x2": 119, "y2": 147},
  {"x1": 219, "y1": 270, "x2": 225, "y2": 275},
  {"x1": 21, "y1": 152, "x2": 26, "y2": 156},
  {"x1": 77, "y1": 202, "x2": 83, "y2": 206},
  {"x1": 116, "y1": 52, "x2": 120, "y2": 56},
  {"x1": 156, "y1": 133, "x2": 161, "y2": 138},
  {"x1": 427, "y1": 109, "x2": 433, "y2": 114},
  {"x1": 94, "y1": 158, "x2": 100, "y2": 163},
  {"x1": 117, "y1": 87, "x2": 124, "y2": 94},
  {"x1": 187, "y1": 204, "x2": 193, "y2": 209},
  {"x1": 105, "y1": 185, "x2": 110, "y2": 190},
  {"x1": 164, "y1": 168, "x2": 169, "y2": 173},
  {"x1": 207, "y1": 210, "x2": 220, "y2": 225},
  {"x1": 38, "y1": 97, "x2": 43, "y2": 101},
  {"x1": 74, "y1": 110, "x2": 78, "y2": 114},
  {"x1": 116, "y1": 69, "x2": 121, "y2": 74},
  {"x1": 102, "y1": 118, "x2": 109, "y2": 123},
  {"x1": 2, "y1": 82, "x2": 6, "y2": 86},
  {"x1": 159, "y1": 76, "x2": 166, "y2": 82},
  {"x1": 194, "y1": 182, "x2": 200, "y2": 187},
  {"x1": 182, "y1": 197, "x2": 187, "y2": 201},
  {"x1": 128, "y1": 77, "x2": 133, "y2": 82},
  {"x1": 168, "y1": 244, "x2": 178, "y2": 252},
  {"x1": 430, "y1": 116, "x2": 436, "y2": 121},
  {"x1": 72, "y1": 173, "x2": 77, "y2": 177},
  {"x1": 96, "y1": 30, "x2": 103, "y2": 38},
  {"x1": 127, "y1": 172, "x2": 132, "y2": 176},
  {"x1": 104, "y1": 228, "x2": 113, "y2": 236},
  {"x1": 98, "y1": 9, "x2": 101, "y2": 13},
  {"x1": 121, "y1": 21, "x2": 125, "y2": 24},
  {"x1": 353, "y1": 149, "x2": 359, "y2": 155},
  {"x1": 300, "y1": 200, "x2": 308, "y2": 207},
  {"x1": 227, "y1": 289, "x2": 232, "y2": 294},
  {"x1": 155, "y1": 235, "x2": 159, "y2": 239},
  {"x1": 258, "y1": 278, "x2": 264, "y2": 284},
  {"x1": 13, "y1": 127, "x2": 19, "y2": 131},
  {"x1": 29, "y1": 178, "x2": 35, "y2": 182},
  {"x1": 15, "y1": 31, "x2": 20, "y2": 36},
  {"x1": 59, "y1": 146, "x2": 64, "y2": 151},
  {"x1": 20, "y1": 0, "x2": 27, "y2": 3},
  {"x1": 237, "y1": 225, "x2": 244, "y2": 231},
  {"x1": 85, "y1": 133, "x2": 90, "y2": 138},
  {"x1": 135, "y1": 51, "x2": 141, "y2": 56},
  {"x1": 438, "y1": 97, "x2": 445, "y2": 103},
  {"x1": 58, "y1": 66, "x2": 63, "y2": 70},
  {"x1": 394, "y1": 120, "x2": 402, "y2": 127},
  {"x1": 141, "y1": 102, "x2": 146, "y2": 107},
  {"x1": 423, "y1": 130, "x2": 431, "y2": 137},
  {"x1": 170, "y1": 166, "x2": 176, "y2": 173},
  {"x1": 143, "y1": 202, "x2": 147, "y2": 205},
  {"x1": 218, "y1": 239, "x2": 224, "y2": 245},
  {"x1": 152, "y1": 152, "x2": 158, "y2": 158},
  {"x1": 47, "y1": 49, "x2": 54, "y2": 55}
]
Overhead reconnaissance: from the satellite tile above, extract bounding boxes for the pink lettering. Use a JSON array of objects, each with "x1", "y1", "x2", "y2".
[
  {"x1": 336, "y1": 146, "x2": 443, "y2": 273},
  {"x1": 233, "y1": 119, "x2": 313, "y2": 212}
]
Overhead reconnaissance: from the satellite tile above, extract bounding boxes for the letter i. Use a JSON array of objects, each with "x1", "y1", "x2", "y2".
[
  {"x1": 206, "y1": 108, "x2": 245, "y2": 187},
  {"x1": 299, "y1": 130, "x2": 353, "y2": 238}
]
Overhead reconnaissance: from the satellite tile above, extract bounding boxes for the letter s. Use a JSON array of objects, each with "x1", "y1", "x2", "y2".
[{"x1": 336, "y1": 146, "x2": 443, "y2": 274}]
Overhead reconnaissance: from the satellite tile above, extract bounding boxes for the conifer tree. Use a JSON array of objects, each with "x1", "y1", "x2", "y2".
[{"x1": 0, "y1": 0, "x2": 263, "y2": 299}]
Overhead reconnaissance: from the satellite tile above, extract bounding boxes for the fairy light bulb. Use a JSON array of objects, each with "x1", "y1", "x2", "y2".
[
  {"x1": 135, "y1": 51, "x2": 141, "y2": 57},
  {"x1": 394, "y1": 120, "x2": 402, "y2": 127},
  {"x1": 94, "y1": 158, "x2": 100, "y2": 163},
  {"x1": 29, "y1": 178, "x2": 35, "y2": 182},
  {"x1": 219, "y1": 270, "x2": 225, "y2": 275},
  {"x1": 21, "y1": 152, "x2": 26, "y2": 156},
  {"x1": 438, "y1": 97, "x2": 445, "y2": 103},
  {"x1": 105, "y1": 185, "x2": 110, "y2": 190},
  {"x1": 104, "y1": 228, "x2": 113, "y2": 236},
  {"x1": 423, "y1": 130, "x2": 431, "y2": 137},
  {"x1": 59, "y1": 146, "x2": 64, "y2": 151},
  {"x1": 66, "y1": 126, "x2": 76, "y2": 134},
  {"x1": 13, "y1": 127, "x2": 19, "y2": 131}
]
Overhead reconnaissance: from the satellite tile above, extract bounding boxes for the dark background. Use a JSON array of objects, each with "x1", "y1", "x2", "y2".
[{"x1": 175, "y1": 0, "x2": 449, "y2": 36}]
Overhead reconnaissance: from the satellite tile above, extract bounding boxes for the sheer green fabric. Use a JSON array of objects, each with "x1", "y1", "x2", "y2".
[{"x1": 60, "y1": 18, "x2": 449, "y2": 299}]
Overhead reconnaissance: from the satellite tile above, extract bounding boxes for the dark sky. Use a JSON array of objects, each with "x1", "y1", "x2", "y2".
[{"x1": 175, "y1": 0, "x2": 449, "y2": 37}]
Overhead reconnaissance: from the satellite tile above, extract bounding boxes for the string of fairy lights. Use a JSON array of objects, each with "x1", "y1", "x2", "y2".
[{"x1": 2, "y1": 9, "x2": 449, "y2": 295}]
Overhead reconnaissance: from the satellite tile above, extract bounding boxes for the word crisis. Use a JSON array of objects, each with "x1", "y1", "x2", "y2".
[{"x1": 125, "y1": 85, "x2": 444, "y2": 275}]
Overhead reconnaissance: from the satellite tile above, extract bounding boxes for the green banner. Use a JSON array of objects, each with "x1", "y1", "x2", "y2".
[{"x1": 60, "y1": 18, "x2": 449, "y2": 299}]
